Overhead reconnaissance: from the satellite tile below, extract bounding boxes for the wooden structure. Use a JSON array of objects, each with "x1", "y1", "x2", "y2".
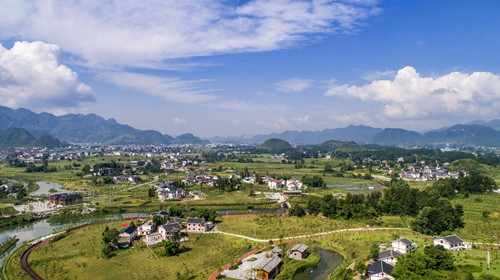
[{"x1": 256, "y1": 257, "x2": 281, "y2": 280}]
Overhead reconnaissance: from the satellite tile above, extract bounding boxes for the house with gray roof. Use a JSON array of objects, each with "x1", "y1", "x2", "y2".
[
  {"x1": 378, "y1": 250, "x2": 402, "y2": 265},
  {"x1": 368, "y1": 260, "x2": 395, "y2": 280},
  {"x1": 434, "y1": 235, "x2": 471, "y2": 251},
  {"x1": 289, "y1": 244, "x2": 308, "y2": 260},
  {"x1": 118, "y1": 226, "x2": 136, "y2": 248},
  {"x1": 186, "y1": 217, "x2": 207, "y2": 232},
  {"x1": 158, "y1": 223, "x2": 181, "y2": 239},
  {"x1": 392, "y1": 237, "x2": 417, "y2": 254}
]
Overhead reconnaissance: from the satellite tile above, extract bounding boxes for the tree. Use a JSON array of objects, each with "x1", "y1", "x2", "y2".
[
  {"x1": 368, "y1": 243, "x2": 379, "y2": 261},
  {"x1": 354, "y1": 259, "x2": 367, "y2": 275},
  {"x1": 423, "y1": 245, "x2": 455, "y2": 270},
  {"x1": 162, "y1": 231, "x2": 181, "y2": 256},
  {"x1": 168, "y1": 206, "x2": 184, "y2": 218},
  {"x1": 289, "y1": 205, "x2": 306, "y2": 217},
  {"x1": 101, "y1": 226, "x2": 119, "y2": 258},
  {"x1": 153, "y1": 215, "x2": 167, "y2": 227},
  {"x1": 196, "y1": 208, "x2": 218, "y2": 222}
]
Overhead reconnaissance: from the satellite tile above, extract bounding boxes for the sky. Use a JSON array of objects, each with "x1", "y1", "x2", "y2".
[{"x1": 0, "y1": 0, "x2": 500, "y2": 138}]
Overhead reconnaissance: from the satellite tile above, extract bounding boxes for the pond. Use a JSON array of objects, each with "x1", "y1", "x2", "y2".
[
  {"x1": 31, "y1": 181, "x2": 89, "y2": 196},
  {"x1": 30, "y1": 181, "x2": 66, "y2": 196},
  {"x1": 0, "y1": 212, "x2": 148, "y2": 268},
  {"x1": 293, "y1": 249, "x2": 344, "y2": 280}
]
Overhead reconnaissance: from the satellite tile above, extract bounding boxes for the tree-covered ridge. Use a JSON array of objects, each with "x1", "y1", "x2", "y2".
[{"x1": 0, "y1": 127, "x2": 62, "y2": 148}]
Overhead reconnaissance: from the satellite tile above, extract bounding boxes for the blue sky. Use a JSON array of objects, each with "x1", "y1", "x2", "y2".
[{"x1": 0, "y1": 0, "x2": 499, "y2": 137}]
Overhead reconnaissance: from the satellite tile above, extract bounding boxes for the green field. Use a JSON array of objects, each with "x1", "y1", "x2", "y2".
[{"x1": 22, "y1": 221, "x2": 260, "y2": 280}]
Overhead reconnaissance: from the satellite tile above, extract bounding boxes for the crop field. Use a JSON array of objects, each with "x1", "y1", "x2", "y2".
[{"x1": 452, "y1": 194, "x2": 500, "y2": 241}]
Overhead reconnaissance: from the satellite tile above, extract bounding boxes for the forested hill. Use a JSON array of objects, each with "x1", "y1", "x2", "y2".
[
  {"x1": 0, "y1": 127, "x2": 62, "y2": 148},
  {"x1": 0, "y1": 106, "x2": 207, "y2": 145}
]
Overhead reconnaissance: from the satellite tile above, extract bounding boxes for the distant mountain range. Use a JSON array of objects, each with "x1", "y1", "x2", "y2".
[
  {"x1": 210, "y1": 123, "x2": 500, "y2": 147},
  {"x1": 1, "y1": 105, "x2": 498, "y2": 147},
  {"x1": 0, "y1": 106, "x2": 206, "y2": 146}
]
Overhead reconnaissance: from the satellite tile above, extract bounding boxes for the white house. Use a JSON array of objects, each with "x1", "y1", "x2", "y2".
[
  {"x1": 378, "y1": 250, "x2": 402, "y2": 266},
  {"x1": 158, "y1": 223, "x2": 182, "y2": 239},
  {"x1": 392, "y1": 237, "x2": 417, "y2": 254},
  {"x1": 434, "y1": 235, "x2": 472, "y2": 251},
  {"x1": 285, "y1": 179, "x2": 303, "y2": 190},
  {"x1": 186, "y1": 218, "x2": 207, "y2": 233},
  {"x1": 268, "y1": 180, "x2": 283, "y2": 189},
  {"x1": 368, "y1": 260, "x2": 394, "y2": 280},
  {"x1": 137, "y1": 221, "x2": 155, "y2": 236},
  {"x1": 118, "y1": 226, "x2": 136, "y2": 248}
]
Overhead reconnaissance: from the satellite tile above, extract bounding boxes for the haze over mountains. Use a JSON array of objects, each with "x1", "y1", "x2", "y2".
[{"x1": 0, "y1": 106, "x2": 499, "y2": 147}]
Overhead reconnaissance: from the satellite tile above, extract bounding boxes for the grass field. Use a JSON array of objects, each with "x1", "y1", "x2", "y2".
[{"x1": 23, "y1": 221, "x2": 261, "y2": 280}]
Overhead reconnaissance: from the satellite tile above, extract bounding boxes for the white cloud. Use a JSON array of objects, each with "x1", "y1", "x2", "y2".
[
  {"x1": 0, "y1": 0, "x2": 380, "y2": 67},
  {"x1": 173, "y1": 117, "x2": 187, "y2": 124},
  {"x1": 100, "y1": 72, "x2": 216, "y2": 104},
  {"x1": 294, "y1": 115, "x2": 310, "y2": 125},
  {"x1": 275, "y1": 78, "x2": 314, "y2": 93},
  {"x1": 0, "y1": 41, "x2": 94, "y2": 112},
  {"x1": 325, "y1": 66, "x2": 500, "y2": 120}
]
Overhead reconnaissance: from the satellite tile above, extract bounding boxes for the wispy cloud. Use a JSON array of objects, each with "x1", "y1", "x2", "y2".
[
  {"x1": 326, "y1": 66, "x2": 500, "y2": 120},
  {"x1": 361, "y1": 70, "x2": 395, "y2": 81},
  {"x1": 0, "y1": 0, "x2": 381, "y2": 68},
  {"x1": 0, "y1": 41, "x2": 94, "y2": 112},
  {"x1": 100, "y1": 72, "x2": 216, "y2": 104},
  {"x1": 173, "y1": 117, "x2": 187, "y2": 124},
  {"x1": 275, "y1": 78, "x2": 314, "y2": 93}
]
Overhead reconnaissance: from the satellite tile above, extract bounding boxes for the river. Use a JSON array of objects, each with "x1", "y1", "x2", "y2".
[
  {"x1": 0, "y1": 212, "x2": 147, "y2": 268},
  {"x1": 293, "y1": 249, "x2": 344, "y2": 280}
]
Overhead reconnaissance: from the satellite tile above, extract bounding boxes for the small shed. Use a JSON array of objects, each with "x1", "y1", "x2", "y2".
[
  {"x1": 272, "y1": 246, "x2": 282, "y2": 258},
  {"x1": 289, "y1": 244, "x2": 308, "y2": 260}
]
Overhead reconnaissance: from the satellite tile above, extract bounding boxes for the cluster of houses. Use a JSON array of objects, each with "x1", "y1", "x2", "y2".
[
  {"x1": 154, "y1": 181, "x2": 186, "y2": 201},
  {"x1": 182, "y1": 174, "x2": 220, "y2": 186},
  {"x1": 117, "y1": 210, "x2": 214, "y2": 248},
  {"x1": 399, "y1": 165, "x2": 469, "y2": 181},
  {"x1": 265, "y1": 177, "x2": 304, "y2": 191},
  {"x1": 368, "y1": 235, "x2": 470, "y2": 279}
]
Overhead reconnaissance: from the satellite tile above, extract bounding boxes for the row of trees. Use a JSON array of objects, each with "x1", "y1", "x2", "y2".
[{"x1": 302, "y1": 174, "x2": 497, "y2": 235}]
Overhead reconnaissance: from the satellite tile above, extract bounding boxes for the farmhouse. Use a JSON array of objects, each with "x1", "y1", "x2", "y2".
[
  {"x1": 378, "y1": 250, "x2": 402, "y2": 265},
  {"x1": 186, "y1": 218, "x2": 207, "y2": 232},
  {"x1": 137, "y1": 221, "x2": 155, "y2": 236},
  {"x1": 368, "y1": 260, "x2": 395, "y2": 280},
  {"x1": 433, "y1": 235, "x2": 472, "y2": 251},
  {"x1": 118, "y1": 226, "x2": 136, "y2": 248},
  {"x1": 289, "y1": 244, "x2": 308, "y2": 260},
  {"x1": 158, "y1": 223, "x2": 182, "y2": 239},
  {"x1": 256, "y1": 257, "x2": 282, "y2": 280},
  {"x1": 392, "y1": 237, "x2": 417, "y2": 254}
]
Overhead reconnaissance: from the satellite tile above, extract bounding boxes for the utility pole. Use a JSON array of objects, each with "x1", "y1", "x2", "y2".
[{"x1": 488, "y1": 249, "x2": 490, "y2": 269}]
